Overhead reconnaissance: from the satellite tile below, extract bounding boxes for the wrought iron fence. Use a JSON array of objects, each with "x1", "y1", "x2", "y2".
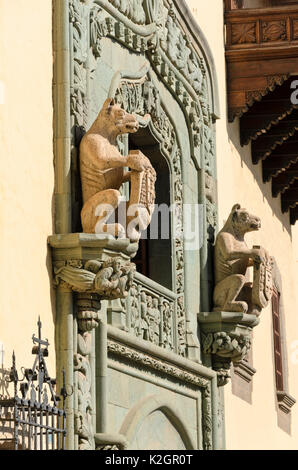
[{"x1": 0, "y1": 318, "x2": 67, "y2": 450}]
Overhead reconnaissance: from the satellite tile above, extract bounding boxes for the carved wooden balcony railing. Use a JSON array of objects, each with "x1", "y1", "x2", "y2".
[{"x1": 225, "y1": 3, "x2": 298, "y2": 224}]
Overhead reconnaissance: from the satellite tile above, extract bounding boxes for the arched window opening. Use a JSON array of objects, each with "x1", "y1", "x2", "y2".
[{"x1": 129, "y1": 127, "x2": 173, "y2": 291}]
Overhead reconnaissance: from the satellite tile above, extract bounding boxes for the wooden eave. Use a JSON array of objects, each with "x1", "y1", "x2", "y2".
[{"x1": 225, "y1": 4, "x2": 298, "y2": 224}]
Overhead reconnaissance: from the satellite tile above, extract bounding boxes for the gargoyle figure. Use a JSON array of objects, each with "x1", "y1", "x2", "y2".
[
  {"x1": 213, "y1": 204, "x2": 273, "y2": 316},
  {"x1": 80, "y1": 98, "x2": 156, "y2": 242}
]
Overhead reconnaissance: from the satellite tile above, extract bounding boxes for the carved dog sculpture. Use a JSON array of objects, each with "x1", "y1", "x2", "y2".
[
  {"x1": 213, "y1": 204, "x2": 269, "y2": 315},
  {"x1": 80, "y1": 98, "x2": 155, "y2": 241}
]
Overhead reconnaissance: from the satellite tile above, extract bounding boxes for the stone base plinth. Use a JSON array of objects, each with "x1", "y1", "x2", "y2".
[{"x1": 48, "y1": 233, "x2": 139, "y2": 262}]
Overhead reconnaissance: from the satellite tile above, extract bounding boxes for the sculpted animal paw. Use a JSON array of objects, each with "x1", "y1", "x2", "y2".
[
  {"x1": 224, "y1": 301, "x2": 248, "y2": 313},
  {"x1": 108, "y1": 223, "x2": 126, "y2": 239},
  {"x1": 127, "y1": 151, "x2": 151, "y2": 172},
  {"x1": 97, "y1": 223, "x2": 126, "y2": 239}
]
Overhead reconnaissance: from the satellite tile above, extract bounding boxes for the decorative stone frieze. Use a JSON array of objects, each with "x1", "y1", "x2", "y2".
[
  {"x1": 198, "y1": 311, "x2": 259, "y2": 386},
  {"x1": 108, "y1": 272, "x2": 186, "y2": 356}
]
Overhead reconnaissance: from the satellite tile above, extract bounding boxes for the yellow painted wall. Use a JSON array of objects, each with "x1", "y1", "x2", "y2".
[
  {"x1": 0, "y1": 0, "x2": 55, "y2": 377},
  {"x1": 187, "y1": 0, "x2": 298, "y2": 450}
]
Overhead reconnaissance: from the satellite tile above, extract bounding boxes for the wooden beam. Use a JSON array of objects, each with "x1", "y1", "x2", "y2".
[
  {"x1": 262, "y1": 154, "x2": 298, "y2": 181},
  {"x1": 252, "y1": 124, "x2": 298, "y2": 163},
  {"x1": 290, "y1": 205, "x2": 298, "y2": 224},
  {"x1": 281, "y1": 181, "x2": 298, "y2": 212},
  {"x1": 272, "y1": 161, "x2": 298, "y2": 197}
]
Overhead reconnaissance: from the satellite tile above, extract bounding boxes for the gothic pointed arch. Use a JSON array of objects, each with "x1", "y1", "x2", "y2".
[{"x1": 119, "y1": 395, "x2": 196, "y2": 450}]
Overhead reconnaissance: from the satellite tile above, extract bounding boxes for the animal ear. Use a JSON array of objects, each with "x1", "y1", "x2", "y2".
[
  {"x1": 102, "y1": 98, "x2": 115, "y2": 113},
  {"x1": 232, "y1": 204, "x2": 241, "y2": 213}
]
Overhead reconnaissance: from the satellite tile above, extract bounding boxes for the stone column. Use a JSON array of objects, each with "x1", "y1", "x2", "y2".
[{"x1": 49, "y1": 234, "x2": 137, "y2": 450}]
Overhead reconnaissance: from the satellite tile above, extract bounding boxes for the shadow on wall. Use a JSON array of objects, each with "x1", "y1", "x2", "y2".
[
  {"x1": 46, "y1": 192, "x2": 57, "y2": 324},
  {"x1": 226, "y1": 118, "x2": 293, "y2": 238}
]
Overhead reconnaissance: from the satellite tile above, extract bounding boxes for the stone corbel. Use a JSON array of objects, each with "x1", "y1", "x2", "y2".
[
  {"x1": 48, "y1": 233, "x2": 138, "y2": 450},
  {"x1": 49, "y1": 234, "x2": 137, "y2": 300},
  {"x1": 277, "y1": 391, "x2": 296, "y2": 415},
  {"x1": 198, "y1": 311, "x2": 259, "y2": 386}
]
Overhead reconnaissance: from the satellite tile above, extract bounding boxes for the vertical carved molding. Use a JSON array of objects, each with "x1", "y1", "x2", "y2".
[{"x1": 74, "y1": 293, "x2": 101, "y2": 450}]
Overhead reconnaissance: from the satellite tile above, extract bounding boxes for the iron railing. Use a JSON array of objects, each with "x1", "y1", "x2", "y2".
[{"x1": 0, "y1": 318, "x2": 67, "y2": 450}]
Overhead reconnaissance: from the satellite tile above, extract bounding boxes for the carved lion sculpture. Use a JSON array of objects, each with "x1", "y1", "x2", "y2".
[
  {"x1": 213, "y1": 204, "x2": 271, "y2": 316},
  {"x1": 80, "y1": 98, "x2": 156, "y2": 242}
]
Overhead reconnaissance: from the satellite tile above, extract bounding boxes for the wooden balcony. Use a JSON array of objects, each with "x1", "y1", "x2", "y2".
[{"x1": 225, "y1": 2, "x2": 298, "y2": 224}]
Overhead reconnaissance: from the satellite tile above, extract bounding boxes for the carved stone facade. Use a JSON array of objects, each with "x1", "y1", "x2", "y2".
[
  {"x1": 52, "y1": 0, "x2": 221, "y2": 451},
  {"x1": 54, "y1": 258, "x2": 136, "y2": 299},
  {"x1": 74, "y1": 295, "x2": 101, "y2": 450},
  {"x1": 199, "y1": 311, "x2": 259, "y2": 386}
]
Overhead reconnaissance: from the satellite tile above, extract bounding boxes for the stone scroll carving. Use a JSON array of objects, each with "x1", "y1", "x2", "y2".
[
  {"x1": 80, "y1": 99, "x2": 156, "y2": 242},
  {"x1": 202, "y1": 332, "x2": 251, "y2": 364},
  {"x1": 198, "y1": 311, "x2": 259, "y2": 386},
  {"x1": 213, "y1": 204, "x2": 274, "y2": 316},
  {"x1": 54, "y1": 257, "x2": 136, "y2": 300}
]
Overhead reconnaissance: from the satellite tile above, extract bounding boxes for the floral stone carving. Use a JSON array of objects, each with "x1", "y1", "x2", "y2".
[
  {"x1": 49, "y1": 233, "x2": 137, "y2": 300},
  {"x1": 80, "y1": 98, "x2": 156, "y2": 242},
  {"x1": 198, "y1": 311, "x2": 259, "y2": 386},
  {"x1": 54, "y1": 258, "x2": 135, "y2": 300},
  {"x1": 213, "y1": 204, "x2": 274, "y2": 316}
]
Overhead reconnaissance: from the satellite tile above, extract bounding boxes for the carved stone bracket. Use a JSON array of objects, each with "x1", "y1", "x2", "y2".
[
  {"x1": 198, "y1": 311, "x2": 259, "y2": 386},
  {"x1": 49, "y1": 234, "x2": 137, "y2": 299},
  {"x1": 277, "y1": 391, "x2": 296, "y2": 415},
  {"x1": 48, "y1": 233, "x2": 138, "y2": 450}
]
